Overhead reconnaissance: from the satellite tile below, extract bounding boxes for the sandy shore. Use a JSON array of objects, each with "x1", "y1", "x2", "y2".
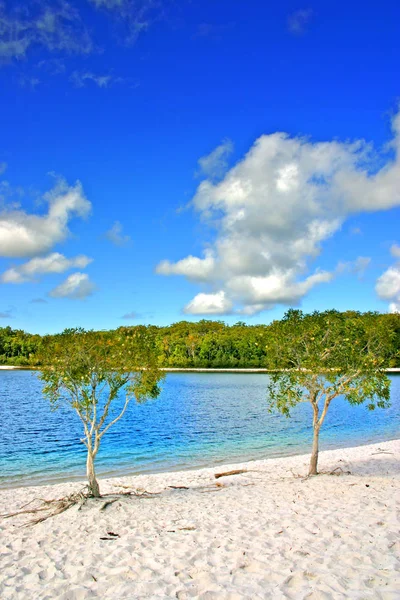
[{"x1": 0, "y1": 440, "x2": 399, "y2": 599}]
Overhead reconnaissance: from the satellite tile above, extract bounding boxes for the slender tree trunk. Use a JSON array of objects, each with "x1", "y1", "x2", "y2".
[
  {"x1": 86, "y1": 449, "x2": 100, "y2": 497},
  {"x1": 309, "y1": 425, "x2": 320, "y2": 476}
]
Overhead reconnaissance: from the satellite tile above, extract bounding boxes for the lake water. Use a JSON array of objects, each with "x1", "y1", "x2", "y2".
[{"x1": 0, "y1": 371, "x2": 399, "y2": 488}]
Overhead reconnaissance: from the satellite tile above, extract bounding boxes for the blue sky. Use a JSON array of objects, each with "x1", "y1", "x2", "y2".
[{"x1": 0, "y1": 0, "x2": 399, "y2": 334}]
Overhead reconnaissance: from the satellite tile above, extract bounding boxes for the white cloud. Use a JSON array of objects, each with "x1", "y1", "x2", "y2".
[
  {"x1": 1, "y1": 253, "x2": 92, "y2": 284},
  {"x1": 49, "y1": 272, "x2": 96, "y2": 300},
  {"x1": 287, "y1": 9, "x2": 313, "y2": 35},
  {"x1": 376, "y1": 243, "x2": 400, "y2": 313},
  {"x1": 389, "y1": 302, "x2": 400, "y2": 313},
  {"x1": 104, "y1": 221, "x2": 132, "y2": 246},
  {"x1": 226, "y1": 270, "x2": 334, "y2": 308},
  {"x1": 156, "y1": 250, "x2": 215, "y2": 282},
  {"x1": 0, "y1": 178, "x2": 91, "y2": 258},
  {"x1": 0, "y1": 2, "x2": 92, "y2": 62},
  {"x1": 0, "y1": 162, "x2": 7, "y2": 175},
  {"x1": 183, "y1": 291, "x2": 233, "y2": 315},
  {"x1": 197, "y1": 140, "x2": 233, "y2": 180},
  {"x1": 157, "y1": 109, "x2": 400, "y2": 315}
]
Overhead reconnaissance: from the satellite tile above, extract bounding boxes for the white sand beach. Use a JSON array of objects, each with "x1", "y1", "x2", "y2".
[{"x1": 0, "y1": 440, "x2": 399, "y2": 599}]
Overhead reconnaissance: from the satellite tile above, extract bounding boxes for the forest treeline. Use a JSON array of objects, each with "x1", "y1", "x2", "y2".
[{"x1": 1, "y1": 310, "x2": 399, "y2": 369}]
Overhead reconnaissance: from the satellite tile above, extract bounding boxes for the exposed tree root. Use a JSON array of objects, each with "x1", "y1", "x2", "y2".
[{"x1": 1, "y1": 487, "x2": 160, "y2": 526}]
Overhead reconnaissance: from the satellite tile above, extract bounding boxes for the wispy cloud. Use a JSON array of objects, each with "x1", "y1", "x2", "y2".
[
  {"x1": 350, "y1": 226, "x2": 362, "y2": 235},
  {"x1": 0, "y1": 162, "x2": 7, "y2": 175},
  {"x1": 49, "y1": 272, "x2": 96, "y2": 300},
  {"x1": 104, "y1": 221, "x2": 132, "y2": 246},
  {"x1": 70, "y1": 70, "x2": 125, "y2": 88},
  {"x1": 30, "y1": 298, "x2": 48, "y2": 304},
  {"x1": 0, "y1": 1, "x2": 93, "y2": 64},
  {"x1": 337, "y1": 257, "x2": 371, "y2": 279},
  {"x1": 37, "y1": 58, "x2": 66, "y2": 75},
  {"x1": 17, "y1": 75, "x2": 40, "y2": 89},
  {"x1": 197, "y1": 139, "x2": 234, "y2": 180},
  {"x1": 88, "y1": 0, "x2": 159, "y2": 45},
  {"x1": 287, "y1": 8, "x2": 313, "y2": 35},
  {"x1": 121, "y1": 311, "x2": 139, "y2": 319},
  {"x1": 0, "y1": 309, "x2": 13, "y2": 318},
  {"x1": 194, "y1": 22, "x2": 234, "y2": 40}
]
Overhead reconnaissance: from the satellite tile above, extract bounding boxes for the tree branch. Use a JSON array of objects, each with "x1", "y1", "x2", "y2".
[{"x1": 99, "y1": 394, "x2": 131, "y2": 439}]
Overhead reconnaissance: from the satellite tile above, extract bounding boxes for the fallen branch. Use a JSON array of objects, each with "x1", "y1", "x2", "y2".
[
  {"x1": 214, "y1": 469, "x2": 247, "y2": 479},
  {"x1": 100, "y1": 498, "x2": 119, "y2": 511},
  {"x1": 328, "y1": 467, "x2": 351, "y2": 476}
]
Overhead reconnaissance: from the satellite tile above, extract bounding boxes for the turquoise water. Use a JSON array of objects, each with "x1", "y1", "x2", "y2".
[{"x1": 0, "y1": 371, "x2": 399, "y2": 488}]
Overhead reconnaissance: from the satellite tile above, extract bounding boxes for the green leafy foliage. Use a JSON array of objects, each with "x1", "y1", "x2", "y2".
[
  {"x1": 265, "y1": 310, "x2": 393, "y2": 474},
  {"x1": 36, "y1": 326, "x2": 163, "y2": 496}
]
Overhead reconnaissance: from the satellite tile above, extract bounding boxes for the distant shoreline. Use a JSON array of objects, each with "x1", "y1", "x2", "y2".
[{"x1": 1, "y1": 365, "x2": 400, "y2": 373}]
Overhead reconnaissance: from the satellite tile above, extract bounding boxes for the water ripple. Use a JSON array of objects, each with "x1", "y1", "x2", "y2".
[{"x1": 0, "y1": 371, "x2": 399, "y2": 487}]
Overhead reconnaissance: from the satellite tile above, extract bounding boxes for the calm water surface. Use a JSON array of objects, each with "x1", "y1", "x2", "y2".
[{"x1": 0, "y1": 371, "x2": 399, "y2": 488}]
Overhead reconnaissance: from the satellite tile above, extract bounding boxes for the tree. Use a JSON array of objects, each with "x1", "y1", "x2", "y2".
[
  {"x1": 38, "y1": 327, "x2": 163, "y2": 497},
  {"x1": 266, "y1": 310, "x2": 393, "y2": 476}
]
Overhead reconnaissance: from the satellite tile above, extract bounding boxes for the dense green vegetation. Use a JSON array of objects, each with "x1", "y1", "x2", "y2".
[{"x1": 0, "y1": 311, "x2": 399, "y2": 368}]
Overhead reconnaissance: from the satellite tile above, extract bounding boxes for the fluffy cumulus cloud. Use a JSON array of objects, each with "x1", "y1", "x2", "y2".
[
  {"x1": 157, "y1": 110, "x2": 400, "y2": 315},
  {"x1": 376, "y1": 245, "x2": 400, "y2": 313},
  {"x1": 49, "y1": 272, "x2": 96, "y2": 300},
  {"x1": 0, "y1": 179, "x2": 91, "y2": 258},
  {"x1": 156, "y1": 250, "x2": 215, "y2": 283},
  {"x1": 184, "y1": 291, "x2": 233, "y2": 315},
  {"x1": 1, "y1": 253, "x2": 92, "y2": 284}
]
